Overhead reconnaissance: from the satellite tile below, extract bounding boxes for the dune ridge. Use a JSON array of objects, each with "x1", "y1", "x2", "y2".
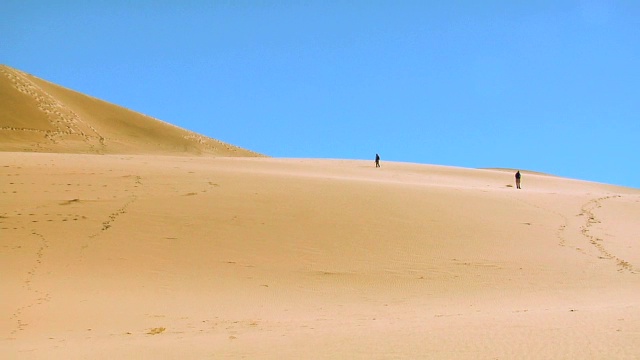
[{"x1": 0, "y1": 65, "x2": 262, "y2": 156}]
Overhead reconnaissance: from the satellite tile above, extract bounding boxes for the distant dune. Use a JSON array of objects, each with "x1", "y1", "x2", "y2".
[
  {"x1": 2, "y1": 66, "x2": 639, "y2": 359},
  {"x1": 0, "y1": 65, "x2": 261, "y2": 156}
]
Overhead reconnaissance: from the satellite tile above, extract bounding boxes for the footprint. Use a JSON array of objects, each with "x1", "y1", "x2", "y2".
[{"x1": 147, "y1": 327, "x2": 166, "y2": 335}]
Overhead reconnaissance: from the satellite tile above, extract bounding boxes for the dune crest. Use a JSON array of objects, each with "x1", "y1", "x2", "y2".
[{"x1": 0, "y1": 65, "x2": 262, "y2": 156}]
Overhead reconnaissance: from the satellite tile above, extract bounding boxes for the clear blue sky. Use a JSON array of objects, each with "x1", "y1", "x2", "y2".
[{"x1": 2, "y1": 1, "x2": 639, "y2": 188}]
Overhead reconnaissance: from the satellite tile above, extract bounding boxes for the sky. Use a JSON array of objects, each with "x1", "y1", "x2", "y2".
[{"x1": 2, "y1": 1, "x2": 639, "y2": 188}]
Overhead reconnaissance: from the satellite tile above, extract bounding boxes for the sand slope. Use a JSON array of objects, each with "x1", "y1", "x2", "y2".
[
  {"x1": 0, "y1": 65, "x2": 261, "y2": 156},
  {"x1": 2, "y1": 64, "x2": 639, "y2": 358},
  {"x1": 2, "y1": 152, "x2": 639, "y2": 359}
]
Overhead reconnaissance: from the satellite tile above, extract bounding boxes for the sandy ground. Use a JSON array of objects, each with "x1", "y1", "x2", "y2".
[{"x1": 2, "y1": 152, "x2": 639, "y2": 359}]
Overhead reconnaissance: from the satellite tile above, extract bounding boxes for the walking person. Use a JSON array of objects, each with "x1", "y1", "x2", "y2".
[
  {"x1": 515, "y1": 170, "x2": 521, "y2": 189},
  {"x1": 375, "y1": 153, "x2": 380, "y2": 168}
]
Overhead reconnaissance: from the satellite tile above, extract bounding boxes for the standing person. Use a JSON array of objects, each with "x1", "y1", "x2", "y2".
[
  {"x1": 375, "y1": 153, "x2": 380, "y2": 168},
  {"x1": 515, "y1": 170, "x2": 521, "y2": 189}
]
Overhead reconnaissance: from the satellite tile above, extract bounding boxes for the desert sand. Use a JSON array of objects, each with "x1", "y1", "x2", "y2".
[
  {"x1": 0, "y1": 65, "x2": 260, "y2": 157},
  {"x1": 2, "y1": 65, "x2": 640, "y2": 359}
]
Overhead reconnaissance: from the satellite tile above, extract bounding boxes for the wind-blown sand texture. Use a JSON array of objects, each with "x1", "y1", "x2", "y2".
[{"x1": 2, "y1": 66, "x2": 640, "y2": 359}]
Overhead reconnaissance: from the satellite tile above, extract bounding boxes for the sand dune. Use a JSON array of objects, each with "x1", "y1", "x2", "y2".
[
  {"x1": 0, "y1": 65, "x2": 261, "y2": 156},
  {"x1": 2, "y1": 153, "x2": 639, "y2": 359},
  {"x1": 2, "y1": 66, "x2": 640, "y2": 358}
]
